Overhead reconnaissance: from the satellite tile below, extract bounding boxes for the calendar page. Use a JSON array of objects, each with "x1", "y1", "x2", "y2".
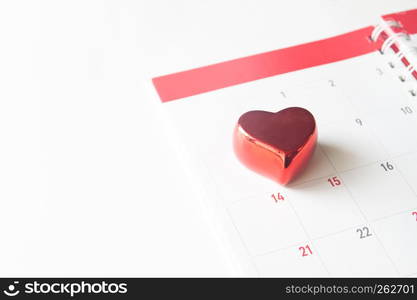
[{"x1": 151, "y1": 11, "x2": 417, "y2": 277}]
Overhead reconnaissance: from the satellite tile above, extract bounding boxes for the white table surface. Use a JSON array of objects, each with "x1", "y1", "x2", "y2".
[{"x1": 0, "y1": 0, "x2": 415, "y2": 276}]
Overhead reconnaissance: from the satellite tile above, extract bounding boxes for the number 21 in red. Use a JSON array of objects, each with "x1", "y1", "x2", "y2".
[{"x1": 299, "y1": 245, "x2": 313, "y2": 257}]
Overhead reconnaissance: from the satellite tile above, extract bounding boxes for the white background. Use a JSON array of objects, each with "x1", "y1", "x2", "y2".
[{"x1": 0, "y1": 0, "x2": 416, "y2": 276}]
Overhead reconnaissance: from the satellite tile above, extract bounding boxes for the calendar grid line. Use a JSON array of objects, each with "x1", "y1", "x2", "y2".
[
  {"x1": 319, "y1": 144, "x2": 402, "y2": 276},
  {"x1": 226, "y1": 186, "x2": 278, "y2": 206},
  {"x1": 392, "y1": 159, "x2": 417, "y2": 201},
  {"x1": 207, "y1": 169, "x2": 262, "y2": 275},
  {"x1": 224, "y1": 207, "x2": 262, "y2": 276},
  {"x1": 370, "y1": 206, "x2": 417, "y2": 223},
  {"x1": 252, "y1": 222, "x2": 369, "y2": 259},
  {"x1": 188, "y1": 140, "x2": 263, "y2": 276},
  {"x1": 339, "y1": 150, "x2": 417, "y2": 174},
  {"x1": 287, "y1": 172, "x2": 338, "y2": 189},
  {"x1": 357, "y1": 111, "x2": 417, "y2": 276},
  {"x1": 251, "y1": 203, "x2": 417, "y2": 261},
  {"x1": 221, "y1": 143, "x2": 417, "y2": 207},
  {"x1": 336, "y1": 83, "x2": 416, "y2": 275},
  {"x1": 311, "y1": 222, "x2": 370, "y2": 242},
  {"x1": 288, "y1": 149, "x2": 417, "y2": 190},
  {"x1": 224, "y1": 146, "x2": 382, "y2": 203},
  {"x1": 251, "y1": 240, "x2": 310, "y2": 259},
  {"x1": 284, "y1": 196, "x2": 331, "y2": 276},
  {"x1": 336, "y1": 84, "x2": 409, "y2": 276}
]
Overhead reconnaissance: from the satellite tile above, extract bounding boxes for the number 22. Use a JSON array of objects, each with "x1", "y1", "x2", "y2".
[{"x1": 356, "y1": 226, "x2": 372, "y2": 239}]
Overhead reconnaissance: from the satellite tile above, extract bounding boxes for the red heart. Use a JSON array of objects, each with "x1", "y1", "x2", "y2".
[{"x1": 233, "y1": 107, "x2": 317, "y2": 185}]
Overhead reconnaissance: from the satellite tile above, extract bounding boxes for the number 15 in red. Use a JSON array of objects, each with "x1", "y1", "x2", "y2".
[{"x1": 328, "y1": 176, "x2": 341, "y2": 187}]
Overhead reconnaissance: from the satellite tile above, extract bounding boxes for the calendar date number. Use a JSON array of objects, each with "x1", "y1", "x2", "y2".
[
  {"x1": 380, "y1": 162, "x2": 394, "y2": 172},
  {"x1": 327, "y1": 176, "x2": 341, "y2": 187},
  {"x1": 271, "y1": 193, "x2": 285, "y2": 202},
  {"x1": 299, "y1": 245, "x2": 313, "y2": 257},
  {"x1": 356, "y1": 226, "x2": 372, "y2": 239},
  {"x1": 401, "y1": 106, "x2": 413, "y2": 115}
]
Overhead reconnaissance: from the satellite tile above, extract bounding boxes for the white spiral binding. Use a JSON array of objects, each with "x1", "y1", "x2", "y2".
[
  {"x1": 371, "y1": 19, "x2": 416, "y2": 89},
  {"x1": 370, "y1": 20, "x2": 401, "y2": 42}
]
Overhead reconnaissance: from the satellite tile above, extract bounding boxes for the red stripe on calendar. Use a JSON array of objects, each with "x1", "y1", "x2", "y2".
[
  {"x1": 383, "y1": 8, "x2": 417, "y2": 34},
  {"x1": 153, "y1": 26, "x2": 378, "y2": 102}
]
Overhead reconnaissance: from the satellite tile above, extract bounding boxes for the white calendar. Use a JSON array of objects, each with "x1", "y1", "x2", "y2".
[{"x1": 152, "y1": 9, "x2": 417, "y2": 277}]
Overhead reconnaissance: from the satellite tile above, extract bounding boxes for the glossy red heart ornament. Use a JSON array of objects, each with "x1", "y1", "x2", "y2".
[{"x1": 233, "y1": 107, "x2": 317, "y2": 185}]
